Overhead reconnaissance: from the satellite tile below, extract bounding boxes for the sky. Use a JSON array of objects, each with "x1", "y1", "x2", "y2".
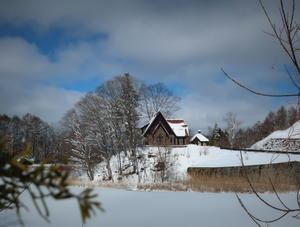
[{"x1": 0, "y1": 0, "x2": 299, "y2": 132}]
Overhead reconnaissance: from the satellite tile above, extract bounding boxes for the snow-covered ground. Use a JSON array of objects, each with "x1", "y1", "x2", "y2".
[
  {"x1": 251, "y1": 121, "x2": 300, "y2": 152},
  {"x1": 2, "y1": 187, "x2": 299, "y2": 227},
  {"x1": 90, "y1": 145, "x2": 300, "y2": 186},
  {"x1": 168, "y1": 145, "x2": 300, "y2": 168}
]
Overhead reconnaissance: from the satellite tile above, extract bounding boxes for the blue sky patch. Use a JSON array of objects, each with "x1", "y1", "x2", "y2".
[{"x1": 0, "y1": 23, "x2": 108, "y2": 56}]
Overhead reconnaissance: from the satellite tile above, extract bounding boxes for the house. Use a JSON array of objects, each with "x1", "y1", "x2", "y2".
[
  {"x1": 141, "y1": 112, "x2": 190, "y2": 146},
  {"x1": 190, "y1": 130, "x2": 209, "y2": 146}
]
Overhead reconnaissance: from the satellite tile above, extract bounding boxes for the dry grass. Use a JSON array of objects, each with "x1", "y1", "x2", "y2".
[
  {"x1": 186, "y1": 162, "x2": 300, "y2": 193},
  {"x1": 187, "y1": 174, "x2": 298, "y2": 193}
]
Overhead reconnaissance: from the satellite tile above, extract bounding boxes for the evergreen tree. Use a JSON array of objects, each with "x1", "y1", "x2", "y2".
[
  {"x1": 209, "y1": 123, "x2": 230, "y2": 147},
  {"x1": 287, "y1": 106, "x2": 299, "y2": 126},
  {"x1": 274, "y1": 106, "x2": 288, "y2": 130}
]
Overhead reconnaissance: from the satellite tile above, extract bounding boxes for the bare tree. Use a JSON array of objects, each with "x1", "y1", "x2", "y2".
[
  {"x1": 76, "y1": 93, "x2": 116, "y2": 181},
  {"x1": 154, "y1": 146, "x2": 172, "y2": 183},
  {"x1": 0, "y1": 113, "x2": 58, "y2": 163},
  {"x1": 139, "y1": 82, "x2": 181, "y2": 121},
  {"x1": 223, "y1": 112, "x2": 242, "y2": 148},
  {"x1": 63, "y1": 93, "x2": 123, "y2": 181},
  {"x1": 65, "y1": 111, "x2": 102, "y2": 181}
]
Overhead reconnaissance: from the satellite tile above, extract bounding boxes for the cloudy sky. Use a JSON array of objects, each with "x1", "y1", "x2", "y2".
[{"x1": 0, "y1": 0, "x2": 299, "y2": 131}]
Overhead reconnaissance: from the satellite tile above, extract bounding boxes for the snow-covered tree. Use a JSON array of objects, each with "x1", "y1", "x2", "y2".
[
  {"x1": 67, "y1": 115, "x2": 102, "y2": 181},
  {"x1": 209, "y1": 123, "x2": 230, "y2": 147},
  {"x1": 76, "y1": 93, "x2": 116, "y2": 180},
  {"x1": 96, "y1": 73, "x2": 142, "y2": 174}
]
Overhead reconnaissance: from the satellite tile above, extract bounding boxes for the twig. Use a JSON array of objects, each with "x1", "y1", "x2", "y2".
[{"x1": 221, "y1": 68, "x2": 299, "y2": 97}]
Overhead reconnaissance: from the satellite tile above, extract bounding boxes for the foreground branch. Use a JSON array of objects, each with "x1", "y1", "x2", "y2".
[{"x1": 221, "y1": 68, "x2": 299, "y2": 97}]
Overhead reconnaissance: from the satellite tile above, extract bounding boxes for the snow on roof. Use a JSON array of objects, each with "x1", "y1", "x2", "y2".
[
  {"x1": 251, "y1": 120, "x2": 300, "y2": 149},
  {"x1": 190, "y1": 132, "x2": 209, "y2": 142},
  {"x1": 167, "y1": 120, "x2": 189, "y2": 137}
]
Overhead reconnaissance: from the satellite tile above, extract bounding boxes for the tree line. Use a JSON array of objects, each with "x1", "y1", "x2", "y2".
[
  {"x1": 0, "y1": 113, "x2": 60, "y2": 162},
  {"x1": 207, "y1": 105, "x2": 300, "y2": 148}
]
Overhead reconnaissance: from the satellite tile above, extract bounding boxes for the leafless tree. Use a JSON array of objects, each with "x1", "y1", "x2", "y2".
[
  {"x1": 64, "y1": 108, "x2": 102, "y2": 181},
  {"x1": 154, "y1": 146, "x2": 171, "y2": 183},
  {"x1": 76, "y1": 93, "x2": 116, "y2": 181},
  {"x1": 139, "y1": 82, "x2": 181, "y2": 121},
  {"x1": 95, "y1": 76, "x2": 127, "y2": 175},
  {"x1": 223, "y1": 112, "x2": 242, "y2": 148},
  {"x1": 0, "y1": 113, "x2": 58, "y2": 163}
]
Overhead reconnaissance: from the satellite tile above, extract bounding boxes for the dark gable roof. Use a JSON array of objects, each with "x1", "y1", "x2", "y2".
[{"x1": 142, "y1": 112, "x2": 175, "y2": 136}]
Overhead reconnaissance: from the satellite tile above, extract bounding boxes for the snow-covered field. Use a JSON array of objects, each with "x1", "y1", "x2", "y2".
[
  {"x1": 89, "y1": 145, "x2": 300, "y2": 186},
  {"x1": 2, "y1": 187, "x2": 299, "y2": 227}
]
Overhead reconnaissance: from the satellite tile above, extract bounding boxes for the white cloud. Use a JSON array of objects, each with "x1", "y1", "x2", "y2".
[
  {"x1": 0, "y1": 37, "x2": 51, "y2": 79},
  {"x1": 0, "y1": 0, "x2": 298, "y2": 125},
  {"x1": 176, "y1": 93, "x2": 283, "y2": 134},
  {"x1": 0, "y1": 83, "x2": 83, "y2": 123}
]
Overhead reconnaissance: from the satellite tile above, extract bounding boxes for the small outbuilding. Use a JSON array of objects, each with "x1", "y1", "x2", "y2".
[{"x1": 190, "y1": 130, "x2": 209, "y2": 146}]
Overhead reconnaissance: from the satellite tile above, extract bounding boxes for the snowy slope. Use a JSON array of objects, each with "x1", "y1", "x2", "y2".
[
  {"x1": 251, "y1": 121, "x2": 300, "y2": 152},
  {"x1": 91, "y1": 145, "x2": 300, "y2": 186},
  {"x1": 168, "y1": 145, "x2": 300, "y2": 176}
]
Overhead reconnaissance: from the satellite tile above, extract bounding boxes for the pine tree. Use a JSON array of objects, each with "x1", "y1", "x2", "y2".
[
  {"x1": 287, "y1": 106, "x2": 299, "y2": 126},
  {"x1": 274, "y1": 106, "x2": 288, "y2": 130},
  {"x1": 119, "y1": 73, "x2": 141, "y2": 172}
]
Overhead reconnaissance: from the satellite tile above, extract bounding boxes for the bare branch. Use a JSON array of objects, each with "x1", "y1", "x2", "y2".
[
  {"x1": 221, "y1": 68, "x2": 299, "y2": 97},
  {"x1": 284, "y1": 65, "x2": 300, "y2": 89},
  {"x1": 236, "y1": 150, "x2": 300, "y2": 225}
]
